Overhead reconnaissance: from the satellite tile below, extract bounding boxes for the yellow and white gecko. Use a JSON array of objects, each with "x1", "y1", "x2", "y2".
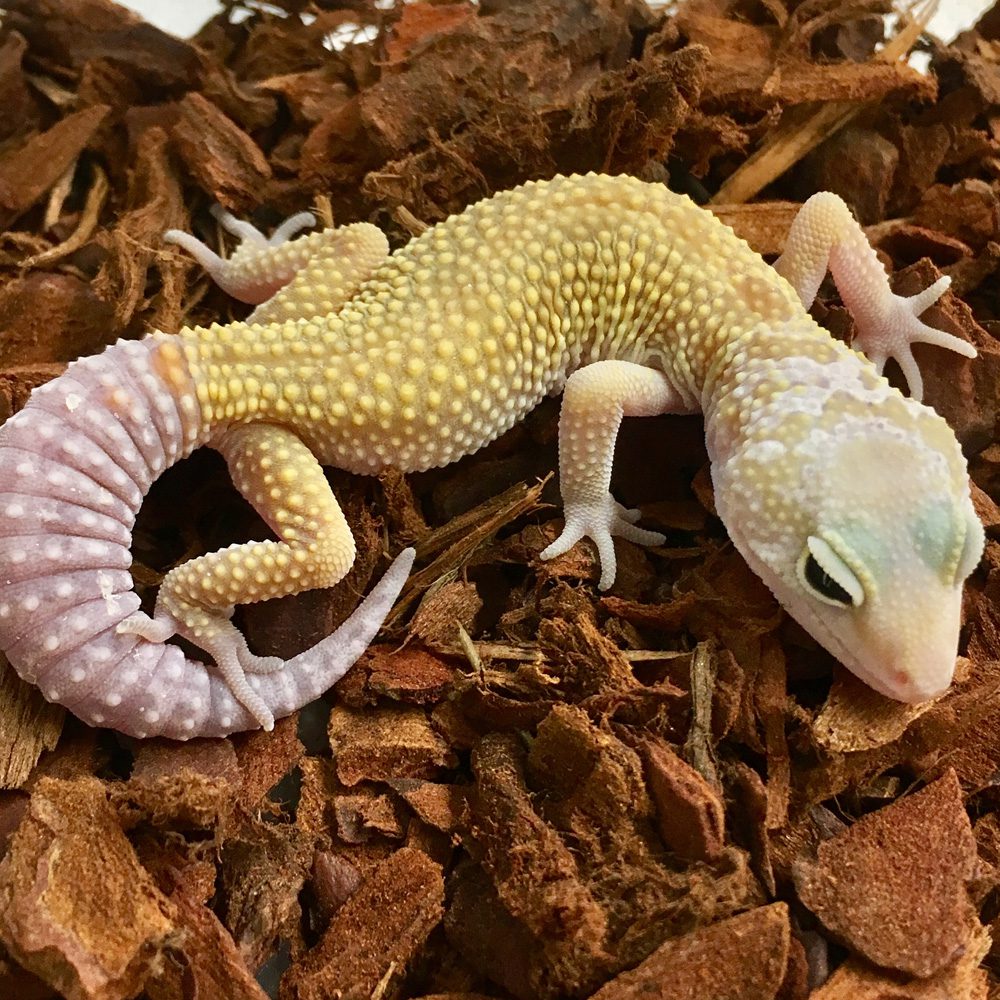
[{"x1": 0, "y1": 174, "x2": 982, "y2": 739}]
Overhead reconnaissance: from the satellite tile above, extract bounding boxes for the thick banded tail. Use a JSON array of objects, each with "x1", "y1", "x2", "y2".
[{"x1": 0, "y1": 335, "x2": 412, "y2": 740}]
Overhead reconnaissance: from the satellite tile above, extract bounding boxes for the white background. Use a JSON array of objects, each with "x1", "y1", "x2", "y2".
[{"x1": 117, "y1": 0, "x2": 996, "y2": 44}]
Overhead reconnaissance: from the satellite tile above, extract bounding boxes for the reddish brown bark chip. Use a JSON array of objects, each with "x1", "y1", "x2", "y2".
[
  {"x1": 329, "y1": 704, "x2": 456, "y2": 786},
  {"x1": 171, "y1": 92, "x2": 272, "y2": 210},
  {"x1": 0, "y1": 273, "x2": 117, "y2": 368},
  {"x1": 467, "y1": 732, "x2": 606, "y2": 949},
  {"x1": 362, "y1": 646, "x2": 458, "y2": 705},
  {"x1": 0, "y1": 0, "x2": 198, "y2": 86},
  {"x1": 589, "y1": 903, "x2": 790, "y2": 1000},
  {"x1": 810, "y1": 919, "x2": 991, "y2": 1000},
  {"x1": 335, "y1": 790, "x2": 405, "y2": 843},
  {"x1": 0, "y1": 656, "x2": 65, "y2": 791},
  {"x1": 279, "y1": 847, "x2": 444, "y2": 1000},
  {"x1": 451, "y1": 730, "x2": 614, "y2": 999},
  {"x1": 114, "y1": 737, "x2": 241, "y2": 829},
  {"x1": 92, "y1": 126, "x2": 190, "y2": 331},
  {"x1": 795, "y1": 770, "x2": 976, "y2": 978},
  {"x1": 409, "y1": 579, "x2": 483, "y2": 648},
  {"x1": 384, "y1": 1, "x2": 477, "y2": 66},
  {"x1": 0, "y1": 105, "x2": 109, "y2": 227},
  {"x1": 145, "y1": 874, "x2": 267, "y2": 1000},
  {"x1": 0, "y1": 777, "x2": 174, "y2": 1000},
  {"x1": 912, "y1": 179, "x2": 1000, "y2": 250},
  {"x1": 0, "y1": 34, "x2": 40, "y2": 145},
  {"x1": 640, "y1": 737, "x2": 725, "y2": 862},
  {"x1": 393, "y1": 779, "x2": 466, "y2": 834},
  {"x1": 231, "y1": 712, "x2": 304, "y2": 811}
]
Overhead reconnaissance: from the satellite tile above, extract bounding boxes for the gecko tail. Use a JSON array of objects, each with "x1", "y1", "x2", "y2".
[
  {"x1": 0, "y1": 337, "x2": 409, "y2": 740},
  {"x1": 0, "y1": 336, "x2": 209, "y2": 736}
]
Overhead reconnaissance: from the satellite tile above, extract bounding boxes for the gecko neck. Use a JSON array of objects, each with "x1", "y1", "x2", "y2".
[{"x1": 699, "y1": 320, "x2": 875, "y2": 464}]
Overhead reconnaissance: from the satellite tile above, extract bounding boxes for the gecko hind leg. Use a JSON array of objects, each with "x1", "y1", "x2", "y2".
[
  {"x1": 773, "y1": 191, "x2": 976, "y2": 401},
  {"x1": 120, "y1": 423, "x2": 358, "y2": 730},
  {"x1": 165, "y1": 204, "x2": 390, "y2": 320}
]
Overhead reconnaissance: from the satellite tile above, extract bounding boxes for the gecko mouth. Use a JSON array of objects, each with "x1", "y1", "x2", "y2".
[{"x1": 798, "y1": 603, "x2": 951, "y2": 704}]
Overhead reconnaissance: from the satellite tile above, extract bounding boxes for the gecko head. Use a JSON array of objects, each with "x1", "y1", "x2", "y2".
[{"x1": 712, "y1": 401, "x2": 983, "y2": 703}]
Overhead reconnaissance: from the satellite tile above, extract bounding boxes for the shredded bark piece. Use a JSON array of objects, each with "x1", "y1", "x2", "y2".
[
  {"x1": 389, "y1": 779, "x2": 462, "y2": 832},
  {"x1": 0, "y1": 657, "x2": 64, "y2": 791},
  {"x1": 0, "y1": 777, "x2": 174, "y2": 1000},
  {"x1": 362, "y1": 647, "x2": 458, "y2": 706},
  {"x1": 810, "y1": 918, "x2": 990, "y2": 1000},
  {"x1": 279, "y1": 847, "x2": 444, "y2": 1000},
  {"x1": 640, "y1": 736, "x2": 725, "y2": 862},
  {"x1": 811, "y1": 669, "x2": 935, "y2": 752},
  {"x1": 112, "y1": 737, "x2": 241, "y2": 830},
  {"x1": 795, "y1": 770, "x2": 977, "y2": 977},
  {"x1": 171, "y1": 92, "x2": 272, "y2": 211},
  {"x1": 232, "y1": 713, "x2": 304, "y2": 812},
  {"x1": 409, "y1": 579, "x2": 484, "y2": 650},
  {"x1": 589, "y1": 903, "x2": 791, "y2": 1000},
  {"x1": 0, "y1": 105, "x2": 109, "y2": 227},
  {"x1": 330, "y1": 704, "x2": 456, "y2": 786}
]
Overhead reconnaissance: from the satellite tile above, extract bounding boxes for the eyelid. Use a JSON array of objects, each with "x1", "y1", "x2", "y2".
[
  {"x1": 802, "y1": 534, "x2": 865, "y2": 607},
  {"x1": 820, "y1": 529, "x2": 878, "y2": 600}
]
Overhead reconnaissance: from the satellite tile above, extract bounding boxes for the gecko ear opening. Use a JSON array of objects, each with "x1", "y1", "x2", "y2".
[
  {"x1": 798, "y1": 535, "x2": 864, "y2": 608},
  {"x1": 954, "y1": 510, "x2": 985, "y2": 585}
]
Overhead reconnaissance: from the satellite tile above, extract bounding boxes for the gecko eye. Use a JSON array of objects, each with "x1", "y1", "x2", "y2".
[
  {"x1": 797, "y1": 536, "x2": 864, "y2": 608},
  {"x1": 803, "y1": 555, "x2": 852, "y2": 605}
]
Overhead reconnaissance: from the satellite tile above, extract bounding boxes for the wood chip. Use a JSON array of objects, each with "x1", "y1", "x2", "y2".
[
  {"x1": 589, "y1": 903, "x2": 791, "y2": 1000},
  {"x1": 280, "y1": 847, "x2": 444, "y2": 1000},
  {"x1": 0, "y1": 777, "x2": 174, "y2": 1000},
  {"x1": 795, "y1": 771, "x2": 977, "y2": 977}
]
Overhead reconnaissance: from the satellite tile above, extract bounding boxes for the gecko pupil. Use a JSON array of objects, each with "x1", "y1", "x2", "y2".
[{"x1": 804, "y1": 555, "x2": 852, "y2": 606}]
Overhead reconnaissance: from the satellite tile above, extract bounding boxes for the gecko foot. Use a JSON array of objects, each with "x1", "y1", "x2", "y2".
[
  {"x1": 117, "y1": 610, "x2": 178, "y2": 643},
  {"x1": 120, "y1": 606, "x2": 278, "y2": 729},
  {"x1": 206, "y1": 639, "x2": 276, "y2": 731},
  {"x1": 853, "y1": 275, "x2": 976, "y2": 401},
  {"x1": 164, "y1": 206, "x2": 317, "y2": 305},
  {"x1": 540, "y1": 495, "x2": 664, "y2": 591}
]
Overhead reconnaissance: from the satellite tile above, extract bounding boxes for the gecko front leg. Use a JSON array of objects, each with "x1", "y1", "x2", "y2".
[
  {"x1": 539, "y1": 360, "x2": 693, "y2": 590},
  {"x1": 774, "y1": 191, "x2": 976, "y2": 400}
]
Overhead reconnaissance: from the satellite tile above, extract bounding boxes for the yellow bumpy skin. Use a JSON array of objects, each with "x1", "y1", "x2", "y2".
[{"x1": 0, "y1": 173, "x2": 983, "y2": 739}]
